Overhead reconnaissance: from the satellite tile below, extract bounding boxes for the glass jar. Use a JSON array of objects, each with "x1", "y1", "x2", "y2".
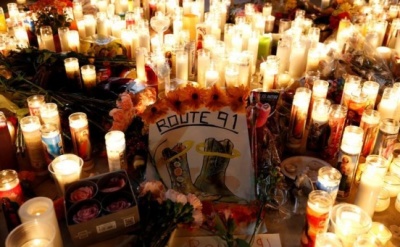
[{"x1": 0, "y1": 170, "x2": 24, "y2": 205}]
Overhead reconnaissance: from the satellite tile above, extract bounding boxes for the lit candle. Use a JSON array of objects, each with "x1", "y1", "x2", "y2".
[
  {"x1": 322, "y1": 104, "x2": 347, "y2": 160},
  {"x1": 49, "y1": 154, "x2": 83, "y2": 195},
  {"x1": 257, "y1": 33, "x2": 272, "y2": 60},
  {"x1": 182, "y1": 14, "x2": 199, "y2": 41},
  {"x1": 84, "y1": 15, "x2": 96, "y2": 37},
  {"x1": 175, "y1": 49, "x2": 188, "y2": 83},
  {"x1": 362, "y1": 80, "x2": 379, "y2": 109},
  {"x1": 312, "y1": 80, "x2": 329, "y2": 100},
  {"x1": 135, "y1": 47, "x2": 147, "y2": 81},
  {"x1": 40, "y1": 103, "x2": 62, "y2": 133},
  {"x1": 0, "y1": 170, "x2": 24, "y2": 205},
  {"x1": 315, "y1": 233, "x2": 342, "y2": 247},
  {"x1": 41, "y1": 123, "x2": 64, "y2": 164},
  {"x1": 287, "y1": 87, "x2": 312, "y2": 149},
  {"x1": 111, "y1": 18, "x2": 125, "y2": 39},
  {"x1": 58, "y1": 27, "x2": 70, "y2": 52},
  {"x1": 360, "y1": 109, "x2": 380, "y2": 157},
  {"x1": 96, "y1": 12, "x2": 109, "y2": 36},
  {"x1": 14, "y1": 26, "x2": 29, "y2": 48},
  {"x1": 262, "y1": 55, "x2": 279, "y2": 91},
  {"x1": 307, "y1": 99, "x2": 330, "y2": 152},
  {"x1": 375, "y1": 188, "x2": 390, "y2": 212},
  {"x1": 316, "y1": 166, "x2": 341, "y2": 202},
  {"x1": 346, "y1": 89, "x2": 368, "y2": 126},
  {"x1": 64, "y1": 57, "x2": 80, "y2": 88},
  {"x1": 288, "y1": 40, "x2": 307, "y2": 80},
  {"x1": 265, "y1": 15, "x2": 275, "y2": 33},
  {"x1": 67, "y1": 30, "x2": 80, "y2": 52},
  {"x1": 18, "y1": 197, "x2": 63, "y2": 247},
  {"x1": 372, "y1": 118, "x2": 399, "y2": 160},
  {"x1": 77, "y1": 19, "x2": 86, "y2": 38},
  {"x1": 262, "y1": 3, "x2": 272, "y2": 17},
  {"x1": 5, "y1": 221, "x2": 56, "y2": 247},
  {"x1": 378, "y1": 87, "x2": 397, "y2": 119},
  {"x1": 224, "y1": 63, "x2": 239, "y2": 87},
  {"x1": 81, "y1": 64, "x2": 97, "y2": 91},
  {"x1": 341, "y1": 74, "x2": 361, "y2": 106},
  {"x1": 105, "y1": 130, "x2": 127, "y2": 171},
  {"x1": 27, "y1": 95, "x2": 45, "y2": 117},
  {"x1": 20, "y1": 116, "x2": 47, "y2": 175},
  {"x1": 390, "y1": 157, "x2": 400, "y2": 177},
  {"x1": 336, "y1": 125, "x2": 364, "y2": 198},
  {"x1": 354, "y1": 162, "x2": 385, "y2": 217},
  {"x1": 73, "y1": 1, "x2": 83, "y2": 20},
  {"x1": 197, "y1": 49, "x2": 210, "y2": 88},
  {"x1": 306, "y1": 47, "x2": 320, "y2": 72},
  {"x1": 368, "y1": 222, "x2": 392, "y2": 246},
  {"x1": 277, "y1": 72, "x2": 292, "y2": 89},
  {"x1": 236, "y1": 53, "x2": 250, "y2": 87},
  {"x1": 276, "y1": 38, "x2": 291, "y2": 73},
  {"x1": 205, "y1": 63, "x2": 219, "y2": 87},
  {"x1": 69, "y1": 112, "x2": 93, "y2": 171},
  {"x1": 40, "y1": 26, "x2": 56, "y2": 52}
]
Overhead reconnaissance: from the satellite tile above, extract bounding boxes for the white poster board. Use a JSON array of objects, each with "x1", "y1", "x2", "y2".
[{"x1": 147, "y1": 106, "x2": 254, "y2": 202}]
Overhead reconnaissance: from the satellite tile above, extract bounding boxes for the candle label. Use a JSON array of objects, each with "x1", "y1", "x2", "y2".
[
  {"x1": 323, "y1": 115, "x2": 346, "y2": 160},
  {"x1": 0, "y1": 183, "x2": 24, "y2": 205},
  {"x1": 288, "y1": 105, "x2": 307, "y2": 146},
  {"x1": 337, "y1": 152, "x2": 359, "y2": 198},
  {"x1": 346, "y1": 100, "x2": 366, "y2": 126},
  {"x1": 185, "y1": 41, "x2": 196, "y2": 80},
  {"x1": 42, "y1": 133, "x2": 64, "y2": 164},
  {"x1": 373, "y1": 131, "x2": 398, "y2": 160},
  {"x1": 360, "y1": 122, "x2": 379, "y2": 157},
  {"x1": 71, "y1": 126, "x2": 92, "y2": 163},
  {"x1": 29, "y1": 107, "x2": 41, "y2": 117},
  {"x1": 307, "y1": 121, "x2": 329, "y2": 152}
]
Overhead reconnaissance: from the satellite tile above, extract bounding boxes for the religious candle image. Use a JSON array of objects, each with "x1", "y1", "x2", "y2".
[
  {"x1": 18, "y1": 197, "x2": 63, "y2": 247},
  {"x1": 20, "y1": 116, "x2": 47, "y2": 176},
  {"x1": 360, "y1": 109, "x2": 380, "y2": 157},
  {"x1": 346, "y1": 89, "x2": 368, "y2": 126},
  {"x1": 41, "y1": 123, "x2": 64, "y2": 164},
  {"x1": 307, "y1": 99, "x2": 330, "y2": 152},
  {"x1": 287, "y1": 87, "x2": 311, "y2": 149},
  {"x1": 69, "y1": 112, "x2": 93, "y2": 170},
  {"x1": 372, "y1": 118, "x2": 399, "y2": 160},
  {"x1": 336, "y1": 125, "x2": 364, "y2": 198},
  {"x1": 0, "y1": 170, "x2": 24, "y2": 205},
  {"x1": 105, "y1": 130, "x2": 127, "y2": 171},
  {"x1": 341, "y1": 74, "x2": 361, "y2": 106},
  {"x1": 27, "y1": 95, "x2": 45, "y2": 117},
  {"x1": 362, "y1": 80, "x2": 379, "y2": 109},
  {"x1": 49, "y1": 154, "x2": 83, "y2": 195}
]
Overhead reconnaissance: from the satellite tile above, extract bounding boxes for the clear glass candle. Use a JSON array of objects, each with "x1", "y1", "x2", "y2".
[
  {"x1": 81, "y1": 64, "x2": 97, "y2": 91},
  {"x1": 105, "y1": 130, "x2": 127, "y2": 172},
  {"x1": 374, "y1": 188, "x2": 390, "y2": 212},
  {"x1": 368, "y1": 222, "x2": 392, "y2": 246},
  {"x1": 48, "y1": 154, "x2": 83, "y2": 195},
  {"x1": 383, "y1": 174, "x2": 400, "y2": 197},
  {"x1": 0, "y1": 170, "x2": 24, "y2": 205},
  {"x1": 27, "y1": 95, "x2": 45, "y2": 117},
  {"x1": 69, "y1": 112, "x2": 93, "y2": 171},
  {"x1": 360, "y1": 109, "x2": 380, "y2": 157}
]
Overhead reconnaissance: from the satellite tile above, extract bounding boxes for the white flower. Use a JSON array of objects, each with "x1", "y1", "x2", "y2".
[{"x1": 165, "y1": 189, "x2": 187, "y2": 204}]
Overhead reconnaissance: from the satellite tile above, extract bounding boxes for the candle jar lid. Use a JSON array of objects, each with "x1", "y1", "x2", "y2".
[{"x1": 0, "y1": 170, "x2": 19, "y2": 190}]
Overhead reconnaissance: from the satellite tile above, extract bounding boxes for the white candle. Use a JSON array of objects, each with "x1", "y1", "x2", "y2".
[
  {"x1": 49, "y1": 154, "x2": 83, "y2": 195},
  {"x1": 362, "y1": 80, "x2": 379, "y2": 109},
  {"x1": 368, "y1": 222, "x2": 392, "y2": 246},
  {"x1": 224, "y1": 63, "x2": 239, "y2": 87},
  {"x1": 20, "y1": 116, "x2": 47, "y2": 175},
  {"x1": 311, "y1": 99, "x2": 330, "y2": 124},
  {"x1": 263, "y1": 55, "x2": 279, "y2": 91},
  {"x1": 69, "y1": 112, "x2": 93, "y2": 171},
  {"x1": 97, "y1": 0, "x2": 108, "y2": 12},
  {"x1": 40, "y1": 26, "x2": 56, "y2": 52},
  {"x1": 58, "y1": 27, "x2": 70, "y2": 52},
  {"x1": 14, "y1": 26, "x2": 29, "y2": 48},
  {"x1": 276, "y1": 38, "x2": 291, "y2": 73},
  {"x1": 40, "y1": 103, "x2": 61, "y2": 133},
  {"x1": 378, "y1": 87, "x2": 397, "y2": 119},
  {"x1": 383, "y1": 174, "x2": 400, "y2": 197},
  {"x1": 64, "y1": 57, "x2": 80, "y2": 80},
  {"x1": 96, "y1": 13, "x2": 110, "y2": 36},
  {"x1": 341, "y1": 75, "x2": 361, "y2": 106},
  {"x1": 306, "y1": 47, "x2": 320, "y2": 72},
  {"x1": 112, "y1": 19, "x2": 124, "y2": 39},
  {"x1": 393, "y1": 83, "x2": 400, "y2": 122},
  {"x1": 27, "y1": 95, "x2": 45, "y2": 117},
  {"x1": 67, "y1": 30, "x2": 80, "y2": 52},
  {"x1": 81, "y1": 64, "x2": 97, "y2": 90},
  {"x1": 376, "y1": 46, "x2": 392, "y2": 62},
  {"x1": 175, "y1": 49, "x2": 188, "y2": 82},
  {"x1": 105, "y1": 130, "x2": 127, "y2": 171},
  {"x1": 231, "y1": 34, "x2": 243, "y2": 53},
  {"x1": 312, "y1": 80, "x2": 329, "y2": 100},
  {"x1": 77, "y1": 19, "x2": 86, "y2": 38},
  {"x1": 354, "y1": 165, "x2": 385, "y2": 217},
  {"x1": 289, "y1": 40, "x2": 307, "y2": 79},
  {"x1": 205, "y1": 64, "x2": 219, "y2": 87},
  {"x1": 73, "y1": 1, "x2": 83, "y2": 20},
  {"x1": 84, "y1": 15, "x2": 96, "y2": 37},
  {"x1": 197, "y1": 49, "x2": 210, "y2": 87},
  {"x1": 18, "y1": 197, "x2": 63, "y2": 247}
]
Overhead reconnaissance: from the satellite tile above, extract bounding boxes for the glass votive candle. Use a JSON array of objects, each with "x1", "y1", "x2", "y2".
[
  {"x1": 315, "y1": 232, "x2": 343, "y2": 247},
  {"x1": 374, "y1": 188, "x2": 390, "y2": 213},
  {"x1": 383, "y1": 174, "x2": 400, "y2": 197},
  {"x1": 316, "y1": 166, "x2": 341, "y2": 202},
  {"x1": 335, "y1": 204, "x2": 372, "y2": 247},
  {"x1": 353, "y1": 234, "x2": 383, "y2": 247},
  {"x1": 395, "y1": 192, "x2": 400, "y2": 213},
  {"x1": 105, "y1": 130, "x2": 127, "y2": 172},
  {"x1": 368, "y1": 222, "x2": 392, "y2": 246},
  {"x1": 5, "y1": 221, "x2": 55, "y2": 247},
  {"x1": 64, "y1": 57, "x2": 80, "y2": 80},
  {"x1": 81, "y1": 64, "x2": 97, "y2": 91},
  {"x1": 390, "y1": 157, "x2": 400, "y2": 177},
  {"x1": 48, "y1": 154, "x2": 84, "y2": 195},
  {"x1": 27, "y1": 95, "x2": 45, "y2": 117},
  {"x1": 0, "y1": 170, "x2": 24, "y2": 205}
]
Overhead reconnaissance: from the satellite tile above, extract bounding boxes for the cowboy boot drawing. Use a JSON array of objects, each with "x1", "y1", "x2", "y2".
[
  {"x1": 194, "y1": 138, "x2": 247, "y2": 203},
  {"x1": 162, "y1": 142, "x2": 219, "y2": 200}
]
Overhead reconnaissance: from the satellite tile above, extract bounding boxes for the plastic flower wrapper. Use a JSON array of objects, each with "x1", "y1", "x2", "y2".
[{"x1": 137, "y1": 180, "x2": 203, "y2": 247}]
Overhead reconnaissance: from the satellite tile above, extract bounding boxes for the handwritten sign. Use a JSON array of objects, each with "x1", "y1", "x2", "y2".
[
  {"x1": 168, "y1": 234, "x2": 282, "y2": 247},
  {"x1": 147, "y1": 107, "x2": 254, "y2": 202}
]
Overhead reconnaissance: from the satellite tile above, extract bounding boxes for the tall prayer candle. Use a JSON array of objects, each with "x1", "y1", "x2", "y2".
[
  {"x1": 257, "y1": 33, "x2": 271, "y2": 60},
  {"x1": 337, "y1": 125, "x2": 364, "y2": 198},
  {"x1": 372, "y1": 118, "x2": 399, "y2": 160},
  {"x1": 341, "y1": 74, "x2": 362, "y2": 106},
  {"x1": 205, "y1": 63, "x2": 219, "y2": 87},
  {"x1": 40, "y1": 103, "x2": 62, "y2": 133},
  {"x1": 20, "y1": 116, "x2": 47, "y2": 175},
  {"x1": 67, "y1": 30, "x2": 80, "y2": 52},
  {"x1": 224, "y1": 63, "x2": 239, "y2": 87},
  {"x1": 276, "y1": 38, "x2": 291, "y2": 73},
  {"x1": 81, "y1": 64, "x2": 97, "y2": 91},
  {"x1": 40, "y1": 26, "x2": 56, "y2": 52},
  {"x1": 346, "y1": 89, "x2": 368, "y2": 126},
  {"x1": 18, "y1": 197, "x2": 63, "y2": 247},
  {"x1": 176, "y1": 49, "x2": 188, "y2": 82},
  {"x1": 69, "y1": 112, "x2": 93, "y2": 171},
  {"x1": 182, "y1": 14, "x2": 199, "y2": 41},
  {"x1": 58, "y1": 27, "x2": 70, "y2": 52},
  {"x1": 312, "y1": 80, "x2": 329, "y2": 100},
  {"x1": 307, "y1": 99, "x2": 330, "y2": 152},
  {"x1": 362, "y1": 80, "x2": 379, "y2": 109},
  {"x1": 84, "y1": 15, "x2": 96, "y2": 37},
  {"x1": 27, "y1": 95, "x2": 45, "y2": 117},
  {"x1": 287, "y1": 87, "x2": 312, "y2": 149},
  {"x1": 73, "y1": 1, "x2": 83, "y2": 20},
  {"x1": 41, "y1": 123, "x2": 64, "y2": 164},
  {"x1": 262, "y1": 55, "x2": 279, "y2": 91},
  {"x1": 360, "y1": 109, "x2": 380, "y2": 157},
  {"x1": 378, "y1": 87, "x2": 397, "y2": 119},
  {"x1": 197, "y1": 49, "x2": 210, "y2": 88},
  {"x1": 289, "y1": 40, "x2": 307, "y2": 79},
  {"x1": 64, "y1": 57, "x2": 80, "y2": 80}
]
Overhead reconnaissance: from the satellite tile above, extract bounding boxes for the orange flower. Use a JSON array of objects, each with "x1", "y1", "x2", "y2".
[
  {"x1": 139, "y1": 99, "x2": 169, "y2": 124},
  {"x1": 226, "y1": 85, "x2": 250, "y2": 113},
  {"x1": 204, "y1": 85, "x2": 229, "y2": 111},
  {"x1": 165, "y1": 90, "x2": 188, "y2": 115},
  {"x1": 181, "y1": 84, "x2": 206, "y2": 110}
]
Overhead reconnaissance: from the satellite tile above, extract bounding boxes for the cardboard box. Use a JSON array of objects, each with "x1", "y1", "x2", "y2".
[{"x1": 64, "y1": 170, "x2": 140, "y2": 246}]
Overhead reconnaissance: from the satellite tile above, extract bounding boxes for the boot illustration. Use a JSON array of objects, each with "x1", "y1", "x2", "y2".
[
  {"x1": 194, "y1": 138, "x2": 246, "y2": 203},
  {"x1": 161, "y1": 141, "x2": 219, "y2": 200}
]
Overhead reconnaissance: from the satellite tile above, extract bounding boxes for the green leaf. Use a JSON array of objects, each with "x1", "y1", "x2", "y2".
[{"x1": 235, "y1": 238, "x2": 251, "y2": 247}]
